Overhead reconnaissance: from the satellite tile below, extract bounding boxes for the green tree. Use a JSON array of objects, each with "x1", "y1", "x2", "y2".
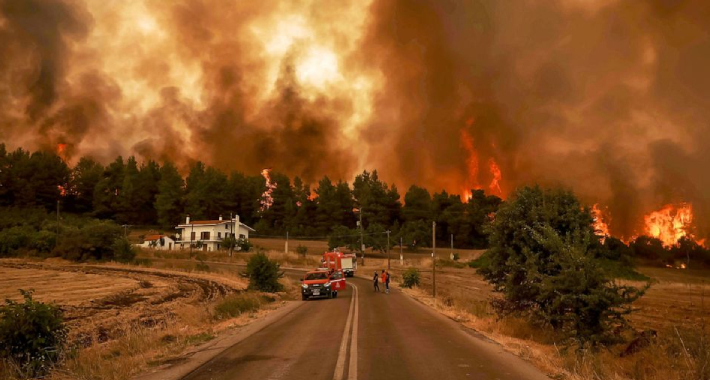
[
  {"x1": 155, "y1": 161, "x2": 184, "y2": 228},
  {"x1": 68, "y1": 157, "x2": 104, "y2": 214},
  {"x1": 481, "y1": 186, "x2": 647, "y2": 346},
  {"x1": 398, "y1": 220, "x2": 430, "y2": 249},
  {"x1": 402, "y1": 185, "x2": 432, "y2": 222}
]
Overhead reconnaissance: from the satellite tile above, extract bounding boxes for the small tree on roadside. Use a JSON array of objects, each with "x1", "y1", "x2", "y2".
[
  {"x1": 296, "y1": 245, "x2": 308, "y2": 257},
  {"x1": 402, "y1": 268, "x2": 421, "y2": 288},
  {"x1": 244, "y1": 251, "x2": 284, "y2": 292},
  {"x1": 0, "y1": 290, "x2": 67, "y2": 378}
]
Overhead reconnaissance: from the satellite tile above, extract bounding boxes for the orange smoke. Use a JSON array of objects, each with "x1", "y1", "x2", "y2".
[
  {"x1": 260, "y1": 168, "x2": 276, "y2": 211},
  {"x1": 643, "y1": 203, "x2": 701, "y2": 247},
  {"x1": 591, "y1": 203, "x2": 610, "y2": 242}
]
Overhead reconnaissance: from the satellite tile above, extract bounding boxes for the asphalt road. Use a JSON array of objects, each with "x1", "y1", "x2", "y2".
[{"x1": 181, "y1": 275, "x2": 550, "y2": 380}]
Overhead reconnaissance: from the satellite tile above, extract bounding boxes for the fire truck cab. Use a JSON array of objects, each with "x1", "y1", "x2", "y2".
[{"x1": 301, "y1": 269, "x2": 346, "y2": 300}]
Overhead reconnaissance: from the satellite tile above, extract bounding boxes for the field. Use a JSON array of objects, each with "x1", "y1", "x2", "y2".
[{"x1": 0, "y1": 258, "x2": 296, "y2": 380}]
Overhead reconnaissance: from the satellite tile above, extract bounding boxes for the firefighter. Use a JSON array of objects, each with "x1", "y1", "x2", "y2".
[
  {"x1": 381, "y1": 270, "x2": 388, "y2": 294},
  {"x1": 373, "y1": 271, "x2": 380, "y2": 292}
]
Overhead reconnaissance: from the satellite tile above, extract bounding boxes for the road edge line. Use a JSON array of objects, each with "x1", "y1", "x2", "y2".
[
  {"x1": 347, "y1": 284, "x2": 358, "y2": 380},
  {"x1": 333, "y1": 283, "x2": 356, "y2": 380}
]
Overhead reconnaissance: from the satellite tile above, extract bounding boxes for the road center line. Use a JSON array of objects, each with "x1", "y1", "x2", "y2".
[
  {"x1": 333, "y1": 283, "x2": 357, "y2": 380},
  {"x1": 347, "y1": 284, "x2": 358, "y2": 380}
]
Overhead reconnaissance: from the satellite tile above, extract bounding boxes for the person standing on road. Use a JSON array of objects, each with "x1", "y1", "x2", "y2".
[
  {"x1": 381, "y1": 270, "x2": 388, "y2": 294},
  {"x1": 373, "y1": 271, "x2": 380, "y2": 292},
  {"x1": 384, "y1": 270, "x2": 390, "y2": 294}
]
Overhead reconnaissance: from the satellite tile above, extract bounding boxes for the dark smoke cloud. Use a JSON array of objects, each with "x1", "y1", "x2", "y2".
[{"x1": 1, "y1": 0, "x2": 709, "y2": 238}]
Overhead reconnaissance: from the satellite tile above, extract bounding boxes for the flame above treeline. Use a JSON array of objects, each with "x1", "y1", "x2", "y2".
[{"x1": 2, "y1": 0, "x2": 710, "y2": 242}]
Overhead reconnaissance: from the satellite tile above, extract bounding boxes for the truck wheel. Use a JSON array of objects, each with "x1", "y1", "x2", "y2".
[
  {"x1": 334, "y1": 291, "x2": 338, "y2": 298},
  {"x1": 302, "y1": 295, "x2": 308, "y2": 301}
]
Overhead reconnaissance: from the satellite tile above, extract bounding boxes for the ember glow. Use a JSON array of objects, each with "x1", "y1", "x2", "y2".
[
  {"x1": 260, "y1": 169, "x2": 276, "y2": 211},
  {"x1": 643, "y1": 203, "x2": 700, "y2": 248},
  {"x1": 591, "y1": 204, "x2": 611, "y2": 242}
]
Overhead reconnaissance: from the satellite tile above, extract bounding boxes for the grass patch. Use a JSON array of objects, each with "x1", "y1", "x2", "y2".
[
  {"x1": 437, "y1": 258, "x2": 467, "y2": 269},
  {"x1": 599, "y1": 259, "x2": 652, "y2": 281},
  {"x1": 213, "y1": 292, "x2": 273, "y2": 320},
  {"x1": 468, "y1": 252, "x2": 490, "y2": 269},
  {"x1": 183, "y1": 332, "x2": 215, "y2": 346}
]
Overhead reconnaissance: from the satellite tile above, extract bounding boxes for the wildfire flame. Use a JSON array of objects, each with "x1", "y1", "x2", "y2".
[
  {"x1": 56, "y1": 143, "x2": 68, "y2": 161},
  {"x1": 488, "y1": 158, "x2": 502, "y2": 197},
  {"x1": 460, "y1": 128, "x2": 480, "y2": 201},
  {"x1": 591, "y1": 203, "x2": 610, "y2": 242},
  {"x1": 58, "y1": 185, "x2": 67, "y2": 197},
  {"x1": 644, "y1": 203, "x2": 699, "y2": 247},
  {"x1": 260, "y1": 169, "x2": 276, "y2": 211}
]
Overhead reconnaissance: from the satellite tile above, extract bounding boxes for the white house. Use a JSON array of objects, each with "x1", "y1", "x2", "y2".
[
  {"x1": 175, "y1": 215, "x2": 255, "y2": 252},
  {"x1": 138, "y1": 234, "x2": 175, "y2": 250}
]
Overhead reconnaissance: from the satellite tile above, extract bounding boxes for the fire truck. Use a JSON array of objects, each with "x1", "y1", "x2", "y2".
[
  {"x1": 302, "y1": 251, "x2": 347, "y2": 300},
  {"x1": 320, "y1": 250, "x2": 357, "y2": 277}
]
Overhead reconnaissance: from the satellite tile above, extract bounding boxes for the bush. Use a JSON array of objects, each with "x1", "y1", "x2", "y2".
[
  {"x1": 0, "y1": 290, "x2": 67, "y2": 378},
  {"x1": 53, "y1": 220, "x2": 122, "y2": 261},
  {"x1": 244, "y1": 251, "x2": 284, "y2": 292},
  {"x1": 402, "y1": 268, "x2": 421, "y2": 288},
  {"x1": 296, "y1": 245, "x2": 308, "y2": 256},
  {"x1": 468, "y1": 253, "x2": 490, "y2": 269},
  {"x1": 0, "y1": 226, "x2": 34, "y2": 256},
  {"x1": 111, "y1": 237, "x2": 136, "y2": 262},
  {"x1": 237, "y1": 238, "x2": 252, "y2": 252}
]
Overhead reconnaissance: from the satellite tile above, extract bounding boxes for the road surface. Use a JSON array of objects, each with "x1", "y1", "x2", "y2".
[{"x1": 180, "y1": 275, "x2": 550, "y2": 380}]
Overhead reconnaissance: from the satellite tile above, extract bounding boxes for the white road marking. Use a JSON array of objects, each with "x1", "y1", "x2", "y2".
[
  {"x1": 333, "y1": 284, "x2": 358, "y2": 380},
  {"x1": 348, "y1": 284, "x2": 358, "y2": 380}
]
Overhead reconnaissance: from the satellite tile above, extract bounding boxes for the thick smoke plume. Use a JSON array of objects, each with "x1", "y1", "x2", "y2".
[{"x1": 1, "y1": 0, "x2": 709, "y2": 239}]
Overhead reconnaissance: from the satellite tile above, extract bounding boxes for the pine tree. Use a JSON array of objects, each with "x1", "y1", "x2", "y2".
[{"x1": 155, "y1": 161, "x2": 184, "y2": 228}]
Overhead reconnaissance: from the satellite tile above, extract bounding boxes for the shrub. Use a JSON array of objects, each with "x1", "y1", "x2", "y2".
[
  {"x1": 452, "y1": 252, "x2": 460, "y2": 261},
  {"x1": 296, "y1": 244, "x2": 308, "y2": 256},
  {"x1": 53, "y1": 220, "x2": 122, "y2": 261},
  {"x1": 402, "y1": 268, "x2": 421, "y2": 288},
  {"x1": 111, "y1": 237, "x2": 137, "y2": 262},
  {"x1": 244, "y1": 251, "x2": 283, "y2": 292},
  {"x1": 30, "y1": 230, "x2": 56, "y2": 253},
  {"x1": 237, "y1": 238, "x2": 252, "y2": 252},
  {"x1": 0, "y1": 226, "x2": 34, "y2": 256},
  {"x1": 0, "y1": 290, "x2": 67, "y2": 378},
  {"x1": 468, "y1": 253, "x2": 490, "y2": 269}
]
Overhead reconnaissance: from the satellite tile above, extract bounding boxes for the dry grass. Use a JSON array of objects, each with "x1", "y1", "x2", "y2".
[
  {"x1": 0, "y1": 258, "x2": 296, "y2": 380},
  {"x1": 400, "y1": 264, "x2": 710, "y2": 380}
]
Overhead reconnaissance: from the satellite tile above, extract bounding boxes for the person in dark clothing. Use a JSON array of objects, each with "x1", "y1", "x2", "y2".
[
  {"x1": 373, "y1": 271, "x2": 380, "y2": 292},
  {"x1": 384, "y1": 270, "x2": 390, "y2": 294}
]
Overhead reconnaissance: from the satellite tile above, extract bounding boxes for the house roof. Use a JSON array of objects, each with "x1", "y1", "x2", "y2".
[
  {"x1": 144, "y1": 234, "x2": 167, "y2": 241},
  {"x1": 176, "y1": 219, "x2": 256, "y2": 232}
]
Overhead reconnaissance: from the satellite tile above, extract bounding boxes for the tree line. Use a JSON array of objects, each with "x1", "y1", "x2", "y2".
[{"x1": 0, "y1": 144, "x2": 502, "y2": 249}]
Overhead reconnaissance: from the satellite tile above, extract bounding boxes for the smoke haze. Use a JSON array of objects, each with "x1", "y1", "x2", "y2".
[{"x1": 1, "y1": 0, "x2": 709, "y2": 238}]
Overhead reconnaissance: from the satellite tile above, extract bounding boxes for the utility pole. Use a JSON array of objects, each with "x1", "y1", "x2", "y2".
[
  {"x1": 359, "y1": 208, "x2": 364, "y2": 265},
  {"x1": 56, "y1": 200, "x2": 60, "y2": 248},
  {"x1": 432, "y1": 221, "x2": 436, "y2": 298},
  {"x1": 451, "y1": 234, "x2": 454, "y2": 260},
  {"x1": 229, "y1": 212, "x2": 233, "y2": 257},
  {"x1": 285, "y1": 231, "x2": 289, "y2": 255},
  {"x1": 400, "y1": 237, "x2": 403, "y2": 265},
  {"x1": 386, "y1": 230, "x2": 391, "y2": 270},
  {"x1": 190, "y1": 223, "x2": 194, "y2": 257}
]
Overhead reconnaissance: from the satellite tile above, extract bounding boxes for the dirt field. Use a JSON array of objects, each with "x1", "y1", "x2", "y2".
[{"x1": 0, "y1": 260, "x2": 247, "y2": 347}]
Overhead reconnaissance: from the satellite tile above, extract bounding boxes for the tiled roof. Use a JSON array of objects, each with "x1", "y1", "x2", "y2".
[{"x1": 144, "y1": 234, "x2": 166, "y2": 241}]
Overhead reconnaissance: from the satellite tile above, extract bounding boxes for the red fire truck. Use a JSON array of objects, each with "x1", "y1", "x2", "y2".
[
  {"x1": 302, "y1": 250, "x2": 347, "y2": 300},
  {"x1": 320, "y1": 250, "x2": 357, "y2": 277}
]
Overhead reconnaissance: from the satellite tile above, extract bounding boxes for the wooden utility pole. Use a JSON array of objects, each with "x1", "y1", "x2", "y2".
[
  {"x1": 359, "y1": 209, "x2": 364, "y2": 265},
  {"x1": 386, "y1": 230, "x2": 391, "y2": 270},
  {"x1": 432, "y1": 221, "x2": 436, "y2": 298},
  {"x1": 285, "y1": 231, "x2": 289, "y2": 255},
  {"x1": 400, "y1": 237, "x2": 403, "y2": 265}
]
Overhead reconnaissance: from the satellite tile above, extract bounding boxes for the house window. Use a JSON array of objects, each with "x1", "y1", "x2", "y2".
[
  {"x1": 225, "y1": 224, "x2": 229, "y2": 230},
  {"x1": 218, "y1": 232, "x2": 221, "y2": 239},
  {"x1": 190, "y1": 232, "x2": 196, "y2": 241},
  {"x1": 201, "y1": 231, "x2": 210, "y2": 240},
  {"x1": 239, "y1": 234, "x2": 246, "y2": 239}
]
